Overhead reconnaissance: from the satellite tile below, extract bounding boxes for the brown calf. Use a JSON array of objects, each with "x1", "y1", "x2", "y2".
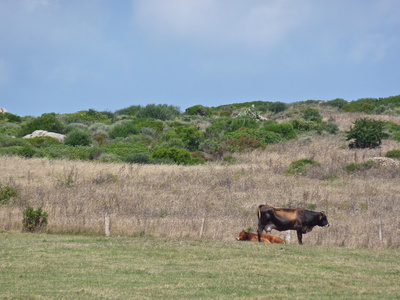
[{"x1": 236, "y1": 230, "x2": 285, "y2": 244}]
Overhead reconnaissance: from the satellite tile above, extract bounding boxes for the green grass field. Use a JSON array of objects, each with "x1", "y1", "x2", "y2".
[{"x1": 1, "y1": 232, "x2": 400, "y2": 299}]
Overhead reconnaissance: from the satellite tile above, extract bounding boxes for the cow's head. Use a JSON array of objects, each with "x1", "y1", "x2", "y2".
[
  {"x1": 318, "y1": 211, "x2": 329, "y2": 227},
  {"x1": 236, "y1": 230, "x2": 250, "y2": 241}
]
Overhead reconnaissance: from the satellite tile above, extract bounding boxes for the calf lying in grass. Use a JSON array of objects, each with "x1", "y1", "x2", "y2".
[{"x1": 236, "y1": 230, "x2": 285, "y2": 244}]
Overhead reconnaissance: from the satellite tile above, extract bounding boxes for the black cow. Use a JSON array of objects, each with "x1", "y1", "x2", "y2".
[{"x1": 257, "y1": 205, "x2": 329, "y2": 244}]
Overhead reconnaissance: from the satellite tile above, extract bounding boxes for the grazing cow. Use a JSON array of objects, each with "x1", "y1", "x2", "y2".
[
  {"x1": 257, "y1": 205, "x2": 329, "y2": 245},
  {"x1": 236, "y1": 230, "x2": 285, "y2": 244}
]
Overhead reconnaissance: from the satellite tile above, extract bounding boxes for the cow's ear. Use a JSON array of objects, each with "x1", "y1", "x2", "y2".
[{"x1": 320, "y1": 211, "x2": 325, "y2": 220}]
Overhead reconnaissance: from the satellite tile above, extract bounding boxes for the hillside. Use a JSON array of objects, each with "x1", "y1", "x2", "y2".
[{"x1": 1, "y1": 96, "x2": 400, "y2": 248}]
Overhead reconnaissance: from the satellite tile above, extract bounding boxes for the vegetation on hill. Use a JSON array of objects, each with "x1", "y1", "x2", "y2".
[{"x1": 1, "y1": 96, "x2": 400, "y2": 164}]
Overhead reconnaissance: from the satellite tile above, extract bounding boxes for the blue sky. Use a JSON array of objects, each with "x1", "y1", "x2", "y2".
[{"x1": 1, "y1": 0, "x2": 399, "y2": 117}]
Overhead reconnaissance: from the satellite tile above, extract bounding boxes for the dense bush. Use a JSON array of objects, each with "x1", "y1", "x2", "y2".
[
  {"x1": 303, "y1": 108, "x2": 322, "y2": 122},
  {"x1": 268, "y1": 102, "x2": 288, "y2": 113},
  {"x1": 176, "y1": 126, "x2": 205, "y2": 151},
  {"x1": 62, "y1": 109, "x2": 110, "y2": 124},
  {"x1": 344, "y1": 160, "x2": 376, "y2": 173},
  {"x1": 224, "y1": 129, "x2": 281, "y2": 145},
  {"x1": 136, "y1": 104, "x2": 181, "y2": 121},
  {"x1": 109, "y1": 121, "x2": 139, "y2": 139},
  {"x1": 0, "y1": 136, "x2": 30, "y2": 147},
  {"x1": 114, "y1": 105, "x2": 142, "y2": 116},
  {"x1": 64, "y1": 123, "x2": 89, "y2": 134},
  {"x1": 26, "y1": 136, "x2": 62, "y2": 148},
  {"x1": 134, "y1": 118, "x2": 164, "y2": 133},
  {"x1": 0, "y1": 112, "x2": 22, "y2": 123},
  {"x1": 125, "y1": 153, "x2": 151, "y2": 164},
  {"x1": 346, "y1": 118, "x2": 388, "y2": 148},
  {"x1": 322, "y1": 122, "x2": 339, "y2": 134},
  {"x1": 185, "y1": 105, "x2": 212, "y2": 116},
  {"x1": 342, "y1": 95, "x2": 400, "y2": 113},
  {"x1": 327, "y1": 98, "x2": 348, "y2": 110},
  {"x1": 263, "y1": 122, "x2": 296, "y2": 140},
  {"x1": 0, "y1": 185, "x2": 18, "y2": 205},
  {"x1": 19, "y1": 113, "x2": 65, "y2": 137},
  {"x1": 220, "y1": 134, "x2": 265, "y2": 153},
  {"x1": 40, "y1": 145, "x2": 91, "y2": 160},
  {"x1": 22, "y1": 206, "x2": 48, "y2": 232},
  {"x1": 286, "y1": 159, "x2": 321, "y2": 175},
  {"x1": 151, "y1": 147, "x2": 201, "y2": 165},
  {"x1": 290, "y1": 119, "x2": 322, "y2": 132},
  {"x1": 102, "y1": 141, "x2": 150, "y2": 161},
  {"x1": 206, "y1": 118, "x2": 259, "y2": 138},
  {"x1": 386, "y1": 149, "x2": 400, "y2": 160},
  {"x1": 64, "y1": 130, "x2": 93, "y2": 146}
]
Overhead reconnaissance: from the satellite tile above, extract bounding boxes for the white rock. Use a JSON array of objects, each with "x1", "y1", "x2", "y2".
[{"x1": 23, "y1": 130, "x2": 65, "y2": 142}]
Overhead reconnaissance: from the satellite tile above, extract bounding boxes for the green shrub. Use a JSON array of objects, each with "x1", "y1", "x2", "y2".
[
  {"x1": 136, "y1": 104, "x2": 181, "y2": 121},
  {"x1": 322, "y1": 122, "x2": 339, "y2": 134},
  {"x1": 22, "y1": 206, "x2": 48, "y2": 232},
  {"x1": 263, "y1": 122, "x2": 297, "y2": 140},
  {"x1": 221, "y1": 134, "x2": 265, "y2": 153},
  {"x1": 393, "y1": 132, "x2": 400, "y2": 142},
  {"x1": 346, "y1": 118, "x2": 388, "y2": 148},
  {"x1": 286, "y1": 159, "x2": 321, "y2": 175},
  {"x1": 98, "y1": 153, "x2": 120, "y2": 163},
  {"x1": 125, "y1": 153, "x2": 151, "y2": 164},
  {"x1": 303, "y1": 108, "x2": 322, "y2": 122},
  {"x1": 102, "y1": 141, "x2": 150, "y2": 161},
  {"x1": 268, "y1": 102, "x2": 288, "y2": 113},
  {"x1": 0, "y1": 185, "x2": 18, "y2": 205},
  {"x1": 152, "y1": 148, "x2": 192, "y2": 164},
  {"x1": 63, "y1": 109, "x2": 110, "y2": 124},
  {"x1": 386, "y1": 149, "x2": 400, "y2": 160},
  {"x1": 0, "y1": 112, "x2": 22, "y2": 123},
  {"x1": 327, "y1": 98, "x2": 348, "y2": 110},
  {"x1": 344, "y1": 160, "x2": 376, "y2": 173},
  {"x1": 185, "y1": 105, "x2": 212, "y2": 116},
  {"x1": 115, "y1": 105, "x2": 142, "y2": 116},
  {"x1": 109, "y1": 121, "x2": 139, "y2": 139},
  {"x1": 64, "y1": 130, "x2": 93, "y2": 146},
  {"x1": 205, "y1": 118, "x2": 258, "y2": 138},
  {"x1": 26, "y1": 136, "x2": 62, "y2": 148},
  {"x1": 175, "y1": 126, "x2": 205, "y2": 151},
  {"x1": 18, "y1": 144, "x2": 38, "y2": 157},
  {"x1": 40, "y1": 145, "x2": 91, "y2": 160},
  {"x1": 19, "y1": 113, "x2": 64, "y2": 137},
  {"x1": 290, "y1": 119, "x2": 322, "y2": 132},
  {"x1": 64, "y1": 123, "x2": 89, "y2": 134},
  {"x1": 199, "y1": 139, "x2": 219, "y2": 154},
  {"x1": 0, "y1": 136, "x2": 30, "y2": 147},
  {"x1": 306, "y1": 203, "x2": 317, "y2": 210},
  {"x1": 88, "y1": 123, "x2": 111, "y2": 134},
  {"x1": 88, "y1": 147, "x2": 104, "y2": 160}
]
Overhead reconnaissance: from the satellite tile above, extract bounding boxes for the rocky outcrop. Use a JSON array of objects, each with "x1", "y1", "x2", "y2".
[
  {"x1": 0, "y1": 107, "x2": 8, "y2": 114},
  {"x1": 371, "y1": 157, "x2": 400, "y2": 168},
  {"x1": 23, "y1": 130, "x2": 65, "y2": 142}
]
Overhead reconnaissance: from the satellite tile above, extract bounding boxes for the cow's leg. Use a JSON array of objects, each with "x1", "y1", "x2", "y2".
[
  {"x1": 296, "y1": 230, "x2": 303, "y2": 245},
  {"x1": 257, "y1": 225, "x2": 263, "y2": 242}
]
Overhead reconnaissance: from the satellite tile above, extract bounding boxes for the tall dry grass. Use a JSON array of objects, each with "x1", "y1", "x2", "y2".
[{"x1": 1, "y1": 113, "x2": 400, "y2": 248}]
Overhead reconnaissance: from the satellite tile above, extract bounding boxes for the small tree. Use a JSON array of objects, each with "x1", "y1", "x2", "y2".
[
  {"x1": 64, "y1": 129, "x2": 93, "y2": 146},
  {"x1": 22, "y1": 207, "x2": 48, "y2": 232},
  {"x1": 346, "y1": 118, "x2": 388, "y2": 148}
]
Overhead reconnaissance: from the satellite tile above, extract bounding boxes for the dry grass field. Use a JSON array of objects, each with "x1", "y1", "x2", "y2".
[{"x1": 1, "y1": 112, "x2": 400, "y2": 248}]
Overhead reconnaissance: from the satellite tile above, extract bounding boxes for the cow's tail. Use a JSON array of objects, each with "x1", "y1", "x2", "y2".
[{"x1": 257, "y1": 205, "x2": 263, "y2": 220}]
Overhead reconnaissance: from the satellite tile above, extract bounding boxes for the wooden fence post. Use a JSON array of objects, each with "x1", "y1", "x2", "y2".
[
  {"x1": 104, "y1": 210, "x2": 111, "y2": 237},
  {"x1": 199, "y1": 218, "x2": 205, "y2": 238}
]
